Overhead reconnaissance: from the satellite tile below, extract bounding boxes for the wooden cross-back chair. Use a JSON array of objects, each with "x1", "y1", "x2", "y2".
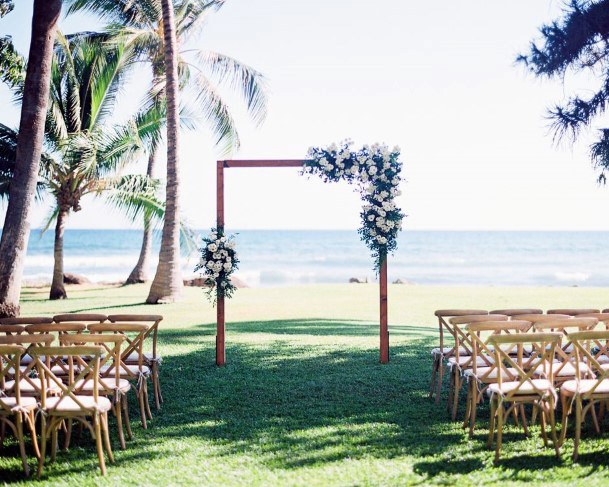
[
  {"x1": 462, "y1": 320, "x2": 532, "y2": 437},
  {"x1": 25, "y1": 323, "x2": 87, "y2": 373},
  {"x1": 0, "y1": 325, "x2": 26, "y2": 336},
  {"x1": 87, "y1": 323, "x2": 152, "y2": 429},
  {"x1": 487, "y1": 332, "x2": 562, "y2": 463},
  {"x1": 445, "y1": 314, "x2": 508, "y2": 419},
  {"x1": 0, "y1": 334, "x2": 55, "y2": 398},
  {"x1": 108, "y1": 314, "x2": 164, "y2": 409},
  {"x1": 430, "y1": 309, "x2": 488, "y2": 403},
  {"x1": 0, "y1": 344, "x2": 39, "y2": 477},
  {"x1": 560, "y1": 330, "x2": 609, "y2": 460},
  {"x1": 30, "y1": 345, "x2": 113, "y2": 477},
  {"x1": 0, "y1": 317, "x2": 53, "y2": 326},
  {"x1": 532, "y1": 318, "x2": 598, "y2": 385},
  {"x1": 59, "y1": 334, "x2": 132, "y2": 450}
]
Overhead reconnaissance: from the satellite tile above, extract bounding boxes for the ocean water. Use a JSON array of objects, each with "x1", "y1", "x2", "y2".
[{"x1": 19, "y1": 229, "x2": 609, "y2": 287}]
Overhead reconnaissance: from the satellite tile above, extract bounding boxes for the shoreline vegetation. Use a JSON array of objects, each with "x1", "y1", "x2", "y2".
[{"x1": 6, "y1": 283, "x2": 609, "y2": 484}]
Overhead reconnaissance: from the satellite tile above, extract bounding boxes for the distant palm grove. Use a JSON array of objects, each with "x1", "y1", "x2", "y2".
[{"x1": 0, "y1": 0, "x2": 267, "y2": 316}]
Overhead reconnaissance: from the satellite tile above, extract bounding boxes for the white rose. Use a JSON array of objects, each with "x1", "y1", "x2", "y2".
[
  {"x1": 206, "y1": 261, "x2": 214, "y2": 269},
  {"x1": 223, "y1": 263, "x2": 232, "y2": 271},
  {"x1": 208, "y1": 243, "x2": 217, "y2": 252},
  {"x1": 367, "y1": 215, "x2": 375, "y2": 222}
]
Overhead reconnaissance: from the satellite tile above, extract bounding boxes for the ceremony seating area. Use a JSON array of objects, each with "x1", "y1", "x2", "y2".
[
  {"x1": 430, "y1": 308, "x2": 609, "y2": 462},
  {"x1": 0, "y1": 313, "x2": 163, "y2": 477}
]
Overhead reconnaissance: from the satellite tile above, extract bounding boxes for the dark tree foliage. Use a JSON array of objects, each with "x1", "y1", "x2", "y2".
[{"x1": 518, "y1": 0, "x2": 609, "y2": 182}]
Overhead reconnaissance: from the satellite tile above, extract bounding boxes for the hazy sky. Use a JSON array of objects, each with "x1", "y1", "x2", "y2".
[{"x1": 2, "y1": 0, "x2": 609, "y2": 231}]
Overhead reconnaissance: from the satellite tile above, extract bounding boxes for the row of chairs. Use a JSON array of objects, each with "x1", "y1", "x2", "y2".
[
  {"x1": 0, "y1": 313, "x2": 163, "y2": 477},
  {"x1": 429, "y1": 307, "x2": 609, "y2": 462}
]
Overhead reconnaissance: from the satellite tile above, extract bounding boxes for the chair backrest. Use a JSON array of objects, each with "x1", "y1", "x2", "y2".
[
  {"x1": 30, "y1": 345, "x2": 104, "y2": 411},
  {"x1": 53, "y1": 314, "x2": 108, "y2": 325},
  {"x1": 0, "y1": 317, "x2": 53, "y2": 326},
  {"x1": 59, "y1": 333, "x2": 125, "y2": 387},
  {"x1": 0, "y1": 334, "x2": 55, "y2": 395},
  {"x1": 512, "y1": 314, "x2": 571, "y2": 322},
  {"x1": 570, "y1": 330, "x2": 609, "y2": 398},
  {"x1": 489, "y1": 309, "x2": 542, "y2": 316},
  {"x1": 547, "y1": 309, "x2": 600, "y2": 316},
  {"x1": 576, "y1": 313, "x2": 609, "y2": 330},
  {"x1": 0, "y1": 324, "x2": 26, "y2": 336},
  {"x1": 26, "y1": 323, "x2": 87, "y2": 335},
  {"x1": 489, "y1": 332, "x2": 562, "y2": 401},
  {"x1": 448, "y1": 314, "x2": 508, "y2": 356},
  {"x1": 107, "y1": 314, "x2": 163, "y2": 360},
  {"x1": 0, "y1": 344, "x2": 25, "y2": 410},
  {"x1": 466, "y1": 320, "x2": 531, "y2": 381},
  {"x1": 87, "y1": 323, "x2": 150, "y2": 378},
  {"x1": 533, "y1": 318, "x2": 598, "y2": 377}
]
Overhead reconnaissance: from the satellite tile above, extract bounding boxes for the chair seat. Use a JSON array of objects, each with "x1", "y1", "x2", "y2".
[
  {"x1": 448, "y1": 356, "x2": 494, "y2": 368},
  {"x1": 3, "y1": 378, "x2": 62, "y2": 395},
  {"x1": 74, "y1": 378, "x2": 131, "y2": 394},
  {"x1": 0, "y1": 395, "x2": 38, "y2": 412},
  {"x1": 100, "y1": 364, "x2": 150, "y2": 377},
  {"x1": 44, "y1": 396, "x2": 112, "y2": 413},
  {"x1": 561, "y1": 379, "x2": 609, "y2": 396},
  {"x1": 124, "y1": 352, "x2": 160, "y2": 364},
  {"x1": 554, "y1": 362, "x2": 592, "y2": 377},
  {"x1": 464, "y1": 367, "x2": 518, "y2": 381},
  {"x1": 488, "y1": 379, "x2": 554, "y2": 396},
  {"x1": 431, "y1": 347, "x2": 469, "y2": 357}
]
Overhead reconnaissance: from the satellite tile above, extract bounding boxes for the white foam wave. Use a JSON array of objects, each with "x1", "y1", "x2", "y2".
[{"x1": 554, "y1": 271, "x2": 590, "y2": 283}]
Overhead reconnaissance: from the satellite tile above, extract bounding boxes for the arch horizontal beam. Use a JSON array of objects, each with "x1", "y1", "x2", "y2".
[{"x1": 221, "y1": 160, "x2": 306, "y2": 168}]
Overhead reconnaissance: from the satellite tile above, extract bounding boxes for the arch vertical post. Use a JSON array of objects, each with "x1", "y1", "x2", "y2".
[
  {"x1": 379, "y1": 252, "x2": 389, "y2": 363},
  {"x1": 216, "y1": 160, "x2": 226, "y2": 366}
]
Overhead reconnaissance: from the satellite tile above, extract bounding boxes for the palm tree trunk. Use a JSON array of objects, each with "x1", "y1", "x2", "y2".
[
  {"x1": 147, "y1": 0, "x2": 183, "y2": 303},
  {"x1": 49, "y1": 208, "x2": 68, "y2": 300},
  {"x1": 125, "y1": 149, "x2": 158, "y2": 284},
  {"x1": 0, "y1": 0, "x2": 61, "y2": 317}
]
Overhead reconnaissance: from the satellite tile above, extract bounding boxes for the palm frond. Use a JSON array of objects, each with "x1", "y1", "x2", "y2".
[
  {"x1": 65, "y1": 0, "x2": 161, "y2": 29},
  {"x1": 99, "y1": 173, "x2": 163, "y2": 225},
  {"x1": 39, "y1": 205, "x2": 60, "y2": 235},
  {"x1": 195, "y1": 50, "x2": 268, "y2": 126}
]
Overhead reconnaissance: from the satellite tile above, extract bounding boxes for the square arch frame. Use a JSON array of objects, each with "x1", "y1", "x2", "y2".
[{"x1": 216, "y1": 159, "x2": 389, "y2": 365}]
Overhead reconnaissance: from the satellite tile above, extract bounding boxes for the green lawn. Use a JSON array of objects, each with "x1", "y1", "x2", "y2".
[{"x1": 3, "y1": 283, "x2": 609, "y2": 485}]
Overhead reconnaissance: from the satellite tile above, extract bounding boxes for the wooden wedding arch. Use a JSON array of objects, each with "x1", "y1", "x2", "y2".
[{"x1": 215, "y1": 159, "x2": 389, "y2": 366}]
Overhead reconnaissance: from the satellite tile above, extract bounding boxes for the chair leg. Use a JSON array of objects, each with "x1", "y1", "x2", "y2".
[
  {"x1": 16, "y1": 413, "x2": 30, "y2": 477},
  {"x1": 451, "y1": 371, "x2": 461, "y2": 421},
  {"x1": 101, "y1": 413, "x2": 114, "y2": 464},
  {"x1": 520, "y1": 404, "x2": 529, "y2": 437},
  {"x1": 574, "y1": 397, "x2": 582, "y2": 462},
  {"x1": 50, "y1": 424, "x2": 58, "y2": 463},
  {"x1": 64, "y1": 419, "x2": 72, "y2": 450},
  {"x1": 94, "y1": 414, "x2": 107, "y2": 476},
  {"x1": 487, "y1": 396, "x2": 497, "y2": 448},
  {"x1": 590, "y1": 402, "x2": 600, "y2": 434},
  {"x1": 123, "y1": 397, "x2": 133, "y2": 440},
  {"x1": 152, "y1": 363, "x2": 162, "y2": 409},
  {"x1": 540, "y1": 406, "x2": 549, "y2": 447},
  {"x1": 27, "y1": 411, "x2": 40, "y2": 460},
  {"x1": 548, "y1": 400, "x2": 560, "y2": 458},
  {"x1": 494, "y1": 403, "x2": 504, "y2": 464},
  {"x1": 143, "y1": 381, "x2": 153, "y2": 421},
  {"x1": 436, "y1": 358, "x2": 444, "y2": 404},
  {"x1": 137, "y1": 384, "x2": 148, "y2": 429},
  {"x1": 37, "y1": 415, "x2": 47, "y2": 479},
  {"x1": 114, "y1": 398, "x2": 126, "y2": 450}
]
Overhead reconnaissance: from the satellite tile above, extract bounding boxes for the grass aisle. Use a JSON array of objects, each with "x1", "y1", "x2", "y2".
[{"x1": 2, "y1": 284, "x2": 609, "y2": 485}]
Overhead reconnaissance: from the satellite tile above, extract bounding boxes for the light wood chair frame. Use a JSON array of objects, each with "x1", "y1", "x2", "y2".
[
  {"x1": 30, "y1": 345, "x2": 113, "y2": 477},
  {"x1": 559, "y1": 330, "x2": 609, "y2": 460},
  {"x1": 87, "y1": 323, "x2": 152, "y2": 429},
  {"x1": 463, "y1": 320, "x2": 531, "y2": 437},
  {"x1": 487, "y1": 332, "x2": 562, "y2": 463},
  {"x1": 108, "y1": 314, "x2": 164, "y2": 410}
]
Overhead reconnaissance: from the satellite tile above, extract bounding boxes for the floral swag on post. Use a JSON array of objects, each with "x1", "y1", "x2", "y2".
[
  {"x1": 303, "y1": 141, "x2": 405, "y2": 270},
  {"x1": 195, "y1": 229, "x2": 239, "y2": 305}
]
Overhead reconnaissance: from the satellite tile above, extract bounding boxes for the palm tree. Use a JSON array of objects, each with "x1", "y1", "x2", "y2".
[
  {"x1": 0, "y1": 33, "x2": 165, "y2": 300},
  {"x1": 0, "y1": 0, "x2": 62, "y2": 316},
  {"x1": 65, "y1": 0, "x2": 268, "y2": 301}
]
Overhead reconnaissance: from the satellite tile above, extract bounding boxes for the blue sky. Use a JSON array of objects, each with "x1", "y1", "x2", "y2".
[{"x1": 2, "y1": 0, "x2": 609, "y2": 231}]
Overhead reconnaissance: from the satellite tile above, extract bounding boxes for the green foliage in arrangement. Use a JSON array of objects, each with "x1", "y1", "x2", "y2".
[
  {"x1": 3, "y1": 283, "x2": 609, "y2": 485},
  {"x1": 304, "y1": 141, "x2": 405, "y2": 270},
  {"x1": 518, "y1": 0, "x2": 609, "y2": 183}
]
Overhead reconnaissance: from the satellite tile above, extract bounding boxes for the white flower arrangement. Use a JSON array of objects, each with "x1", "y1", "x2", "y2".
[
  {"x1": 303, "y1": 140, "x2": 405, "y2": 270},
  {"x1": 194, "y1": 228, "x2": 239, "y2": 304}
]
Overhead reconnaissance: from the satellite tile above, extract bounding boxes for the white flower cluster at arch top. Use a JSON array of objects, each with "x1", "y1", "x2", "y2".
[
  {"x1": 194, "y1": 229, "x2": 239, "y2": 304},
  {"x1": 303, "y1": 141, "x2": 405, "y2": 270}
]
